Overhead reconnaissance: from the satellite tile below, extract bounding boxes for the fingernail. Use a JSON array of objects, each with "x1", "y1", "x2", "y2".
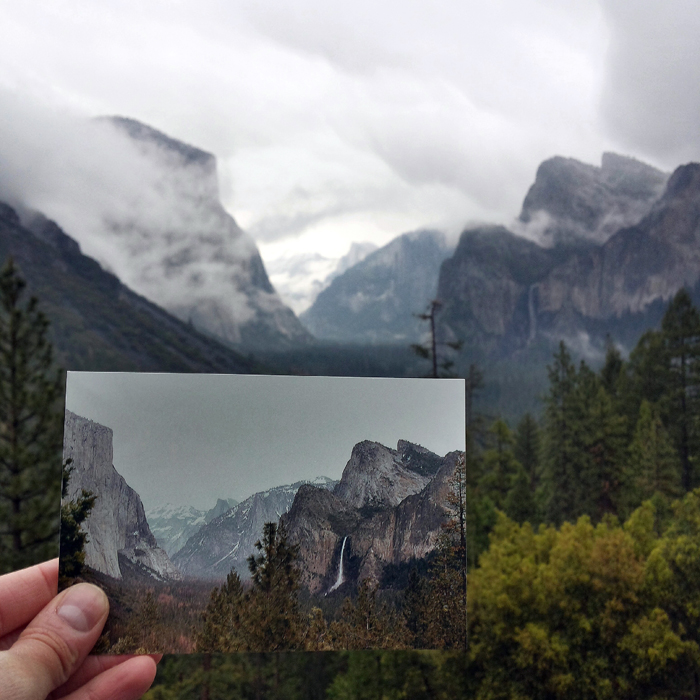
[{"x1": 56, "y1": 584, "x2": 108, "y2": 633}]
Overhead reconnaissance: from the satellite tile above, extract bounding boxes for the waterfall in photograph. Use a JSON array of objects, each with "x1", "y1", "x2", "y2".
[{"x1": 328, "y1": 536, "x2": 348, "y2": 593}]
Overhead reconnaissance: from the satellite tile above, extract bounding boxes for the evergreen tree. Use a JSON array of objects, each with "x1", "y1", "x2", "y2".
[
  {"x1": 196, "y1": 569, "x2": 246, "y2": 652},
  {"x1": 511, "y1": 413, "x2": 541, "y2": 523},
  {"x1": 479, "y1": 419, "x2": 520, "y2": 509},
  {"x1": 600, "y1": 335, "x2": 624, "y2": 399},
  {"x1": 0, "y1": 258, "x2": 64, "y2": 573},
  {"x1": 659, "y1": 288, "x2": 700, "y2": 491},
  {"x1": 504, "y1": 465, "x2": 538, "y2": 525},
  {"x1": 58, "y1": 460, "x2": 96, "y2": 587},
  {"x1": 579, "y1": 384, "x2": 628, "y2": 520},
  {"x1": 328, "y1": 579, "x2": 409, "y2": 650},
  {"x1": 541, "y1": 342, "x2": 580, "y2": 525},
  {"x1": 514, "y1": 413, "x2": 541, "y2": 492},
  {"x1": 245, "y1": 521, "x2": 303, "y2": 651},
  {"x1": 541, "y1": 345, "x2": 628, "y2": 524},
  {"x1": 626, "y1": 400, "x2": 682, "y2": 506}
]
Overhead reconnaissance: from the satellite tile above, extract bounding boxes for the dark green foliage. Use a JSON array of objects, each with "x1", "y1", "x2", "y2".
[
  {"x1": 479, "y1": 419, "x2": 520, "y2": 509},
  {"x1": 540, "y1": 345, "x2": 628, "y2": 524},
  {"x1": 58, "y1": 460, "x2": 96, "y2": 586},
  {"x1": 659, "y1": 289, "x2": 700, "y2": 491},
  {"x1": 625, "y1": 400, "x2": 682, "y2": 510},
  {"x1": 514, "y1": 413, "x2": 541, "y2": 489},
  {"x1": 196, "y1": 570, "x2": 245, "y2": 653},
  {"x1": 194, "y1": 522, "x2": 304, "y2": 654},
  {"x1": 245, "y1": 521, "x2": 304, "y2": 652},
  {"x1": 0, "y1": 258, "x2": 64, "y2": 573}
]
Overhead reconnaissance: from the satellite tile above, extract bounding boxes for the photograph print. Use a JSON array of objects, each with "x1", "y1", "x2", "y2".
[{"x1": 59, "y1": 371, "x2": 466, "y2": 653}]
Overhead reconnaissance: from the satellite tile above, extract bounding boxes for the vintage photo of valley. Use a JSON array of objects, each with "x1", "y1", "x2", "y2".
[{"x1": 59, "y1": 371, "x2": 466, "y2": 653}]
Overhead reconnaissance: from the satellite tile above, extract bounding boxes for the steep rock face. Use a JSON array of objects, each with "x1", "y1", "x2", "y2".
[
  {"x1": 350, "y1": 453, "x2": 460, "y2": 583},
  {"x1": 518, "y1": 153, "x2": 668, "y2": 246},
  {"x1": 205, "y1": 498, "x2": 239, "y2": 523},
  {"x1": 435, "y1": 160, "x2": 700, "y2": 355},
  {"x1": 333, "y1": 441, "x2": 433, "y2": 509},
  {"x1": 536, "y1": 163, "x2": 700, "y2": 323},
  {"x1": 0, "y1": 202, "x2": 258, "y2": 373},
  {"x1": 283, "y1": 441, "x2": 459, "y2": 594},
  {"x1": 300, "y1": 230, "x2": 450, "y2": 343},
  {"x1": 62, "y1": 410, "x2": 180, "y2": 581},
  {"x1": 436, "y1": 225, "x2": 563, "y2": 352},
  {"x1": 87, "y1": 117, "x2": 312, "y2": 352},
  {"x1": 173, "y1": 477, "x2": 337, "y2": 580},
  {"x1": 282, "y1": 486, "x2": 359, "y2": 593}
]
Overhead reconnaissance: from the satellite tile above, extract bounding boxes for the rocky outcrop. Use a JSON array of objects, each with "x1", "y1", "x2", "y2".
[
  {"x1": 62, "y1": 410, "x2": 181, "y2": 581},
  {"x1": 435, "y1": 159, "x2": 700, "y2": 355},
  {"x1": 334, "y1": 440, "x2": 433, "y2": 509},
  {"x1": 300, "y1": 230, "x2": 451, "y2": 343},
  {"x1": 90, "y1": 117, "x2": 313, "y2": 352},
  {"x1": 172, "y1": 477, "x2": 337, "y2": 580},
  {"x1": 282, "y1": 441, "x2": 460, "y2": 595},
  {"x1": 536, "y1": 163, "x2": 700, "y2": 322},
  {"x1": 518, "y1": 153, "x2": 668, "y2": 246}
]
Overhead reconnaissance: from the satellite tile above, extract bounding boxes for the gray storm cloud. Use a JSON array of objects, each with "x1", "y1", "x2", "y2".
[
  {"x1": 600, "y1": 0, "x2": 700, "y2": 165},
  {"x1": 0, "y1": 0, "x2": 694, "y2": 281}
]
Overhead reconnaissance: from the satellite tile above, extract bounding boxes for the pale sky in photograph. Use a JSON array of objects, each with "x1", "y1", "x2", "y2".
[
  {"x1": 65, "y1": 372, "x2": 465, "y2": 511},
  {"x1": 0, "y1": 0, "x2": 698, "y2": 270}
]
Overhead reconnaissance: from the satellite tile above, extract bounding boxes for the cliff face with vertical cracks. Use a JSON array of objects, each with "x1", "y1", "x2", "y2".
[
  {"x1": 62, "y1": 410, "x2": 181, "y2": 581},
  {"x1": 282, "y1": 440, "x2": 461, "y2": 595}
]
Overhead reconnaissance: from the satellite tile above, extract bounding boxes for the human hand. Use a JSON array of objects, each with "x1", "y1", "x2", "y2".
[{"x1": 0, "y1": 559, "x2": 158, "y2": 700}]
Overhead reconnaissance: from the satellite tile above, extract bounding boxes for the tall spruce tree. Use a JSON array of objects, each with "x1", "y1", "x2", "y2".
[
  {"x1": 58, "y1": 461, "x2": 96, "y2": 587},
  {"x1": 627, "y1": 400, "x2": 682, "y2": 505},
  {"x1": 245, "y1": 521, "x2": 303, "y2": 651},
  {"x1": 659, "y1": 289, "x2": 700, "y2": 492},
  {"x1": 0, "y1": 258, "x2": 64, "y2": 573},
  {"x1": 541, "y1": 342, "x2": 580, "y2": 525},
  {"x1": 479, "y1": 419, "x2": 520, "y2": 509},
  {"x1": 514, "y1": 413, "x2": 541, "y2": 496}
]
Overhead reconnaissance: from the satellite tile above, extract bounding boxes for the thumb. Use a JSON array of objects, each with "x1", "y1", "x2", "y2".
[{"x1": 0, "y1": 583, "x2": 109, "y2": 700}]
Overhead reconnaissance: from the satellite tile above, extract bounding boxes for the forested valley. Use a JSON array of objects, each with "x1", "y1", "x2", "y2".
[{"x1": 5, "y1": 249, "x2": 700, "y2": 697}]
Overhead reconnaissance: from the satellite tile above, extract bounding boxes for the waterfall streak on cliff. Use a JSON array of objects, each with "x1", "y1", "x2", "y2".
[
  {"x1": 528, "y1": 284, "x2": 537, "y2": 343},
  {"x1": 328, "y1": 537, "x2": 348, "y2": 593}
]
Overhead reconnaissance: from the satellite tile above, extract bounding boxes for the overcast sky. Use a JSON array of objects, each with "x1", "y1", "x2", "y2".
[
  {"x1": 0, "y1": 0, "x2": 698, "y2": 273},
  {"x1": 65, "y1": 372, "x2": 465, "y2": 511}
]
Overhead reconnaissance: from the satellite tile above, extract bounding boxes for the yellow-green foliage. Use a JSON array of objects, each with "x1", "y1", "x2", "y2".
[{"x1": 467, "y1": 494, "x2": 700, "y2": 699}]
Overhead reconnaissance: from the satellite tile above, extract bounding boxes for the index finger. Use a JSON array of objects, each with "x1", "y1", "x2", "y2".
[{"x1": 0, "y1": 560, "x2": 58, "y2": 641}]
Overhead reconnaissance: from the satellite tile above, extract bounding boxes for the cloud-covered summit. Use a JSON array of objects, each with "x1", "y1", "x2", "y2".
[{"x1": 0, "y1": 95, "x2": 310, "y2": 350}]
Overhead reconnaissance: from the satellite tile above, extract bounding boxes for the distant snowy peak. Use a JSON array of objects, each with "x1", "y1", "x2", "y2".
[
  {"x1": 146, "y1": 497, "x2": 239, "y2": 557},
  {"x1": 146, "y1": 503, "x2": 207, "y2": 558}
]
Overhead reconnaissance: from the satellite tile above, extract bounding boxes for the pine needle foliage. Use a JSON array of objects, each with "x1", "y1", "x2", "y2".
[
  {"x1": 0, "y1": 258, "x2": 64, "y2": 573},
  {"x1": 58, "y1": 460, "x2": 96, "y2": 587}
]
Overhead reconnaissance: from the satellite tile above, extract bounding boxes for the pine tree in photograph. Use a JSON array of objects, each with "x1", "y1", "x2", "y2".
[
  {"x1": 0, "y1": 258, "x2": 64, "y2": 573},
  {"x1": 245, "y1": 521, "x2": 303, "y2": 651},
  {"x1": 58, "y1": 460, "x2": 96, "y2": 586},
  {"x1": 196, "y1": 569, "x2": 246, "y2": 653}
]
